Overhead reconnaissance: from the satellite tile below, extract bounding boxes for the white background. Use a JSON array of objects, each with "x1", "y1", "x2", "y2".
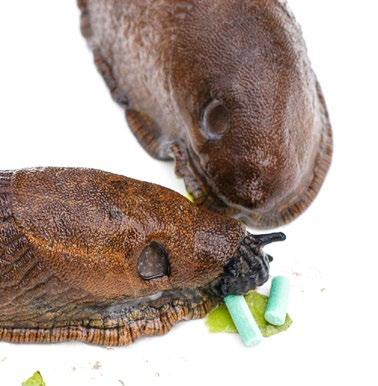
[{"x1": 0, "y1": 1, "x2": 377, "y2": 385}]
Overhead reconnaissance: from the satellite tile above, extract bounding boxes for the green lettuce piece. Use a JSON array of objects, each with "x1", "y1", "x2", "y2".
[
  {"x1": 184, "y1": 191, "x2": 194, "y2": 203},
  {"x1": 206, "y1": 291, "x2": 292, "y2": 337},
  {"x1": 22, "y1": 371, "x2": 46, "y2": 386}
]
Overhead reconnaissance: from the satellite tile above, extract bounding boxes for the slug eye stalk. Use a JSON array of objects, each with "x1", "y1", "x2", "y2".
[{"x1": 254, "y1": 233, "x2": 286, "y2": 246}]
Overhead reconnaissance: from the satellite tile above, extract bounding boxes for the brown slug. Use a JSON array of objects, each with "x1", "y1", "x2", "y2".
[
  {"x1": 0, "y1": 168, "x2": 285, "y2": 346},
  {"x1": 77, "y1": 0, "x2": 333, "y2": 229}
]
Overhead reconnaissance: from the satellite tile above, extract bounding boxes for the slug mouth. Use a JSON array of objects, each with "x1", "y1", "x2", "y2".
[{"x1": 209, "y1": 232, "x2": 286, "y2": 297}]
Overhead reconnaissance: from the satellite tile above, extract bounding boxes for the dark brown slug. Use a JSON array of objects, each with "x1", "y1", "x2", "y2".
[
  {"x1": 78, "y1": 0, "x2": 333, "y2": 229},
  {"x1": 0, "y1": 168, "x2": 285, "y2": 346}
]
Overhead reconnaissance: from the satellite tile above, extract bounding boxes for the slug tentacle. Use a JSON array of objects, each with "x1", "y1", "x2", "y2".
[{"x1": 253, "y1": 232, "x2": 286, "y2": 246}]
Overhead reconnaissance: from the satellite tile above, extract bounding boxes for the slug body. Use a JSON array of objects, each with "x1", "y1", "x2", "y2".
[
  {"x1": 78, "y1": 0, "x2": 333, "y2": 228},
  {"x1": 0, "y1": 168, "x2": 283, "y2": 345}
]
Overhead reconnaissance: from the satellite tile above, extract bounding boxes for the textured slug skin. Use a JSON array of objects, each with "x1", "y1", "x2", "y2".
[
  {"x1": 0, "y1": 168, "x2": 245, "y2": 345},
  {"x1": 78, "y1": 0, "x2": 333, "y2": 229}
]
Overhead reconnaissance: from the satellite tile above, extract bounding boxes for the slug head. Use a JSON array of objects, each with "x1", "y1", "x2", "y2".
[
  {"x1": 210, "y1": 232, "x2": 285, "y2": 297},
  {"x1": 172, "y1": 0, "x2": 332, "y2": 228}
]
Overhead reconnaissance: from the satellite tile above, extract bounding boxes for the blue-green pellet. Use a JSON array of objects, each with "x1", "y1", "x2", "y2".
[
  {"x1": 264, "y1": 276, "x2": 290, "y2": 326},
  {"x1": 224, "y1": 295, "x2": 263, "y2": 347}
]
